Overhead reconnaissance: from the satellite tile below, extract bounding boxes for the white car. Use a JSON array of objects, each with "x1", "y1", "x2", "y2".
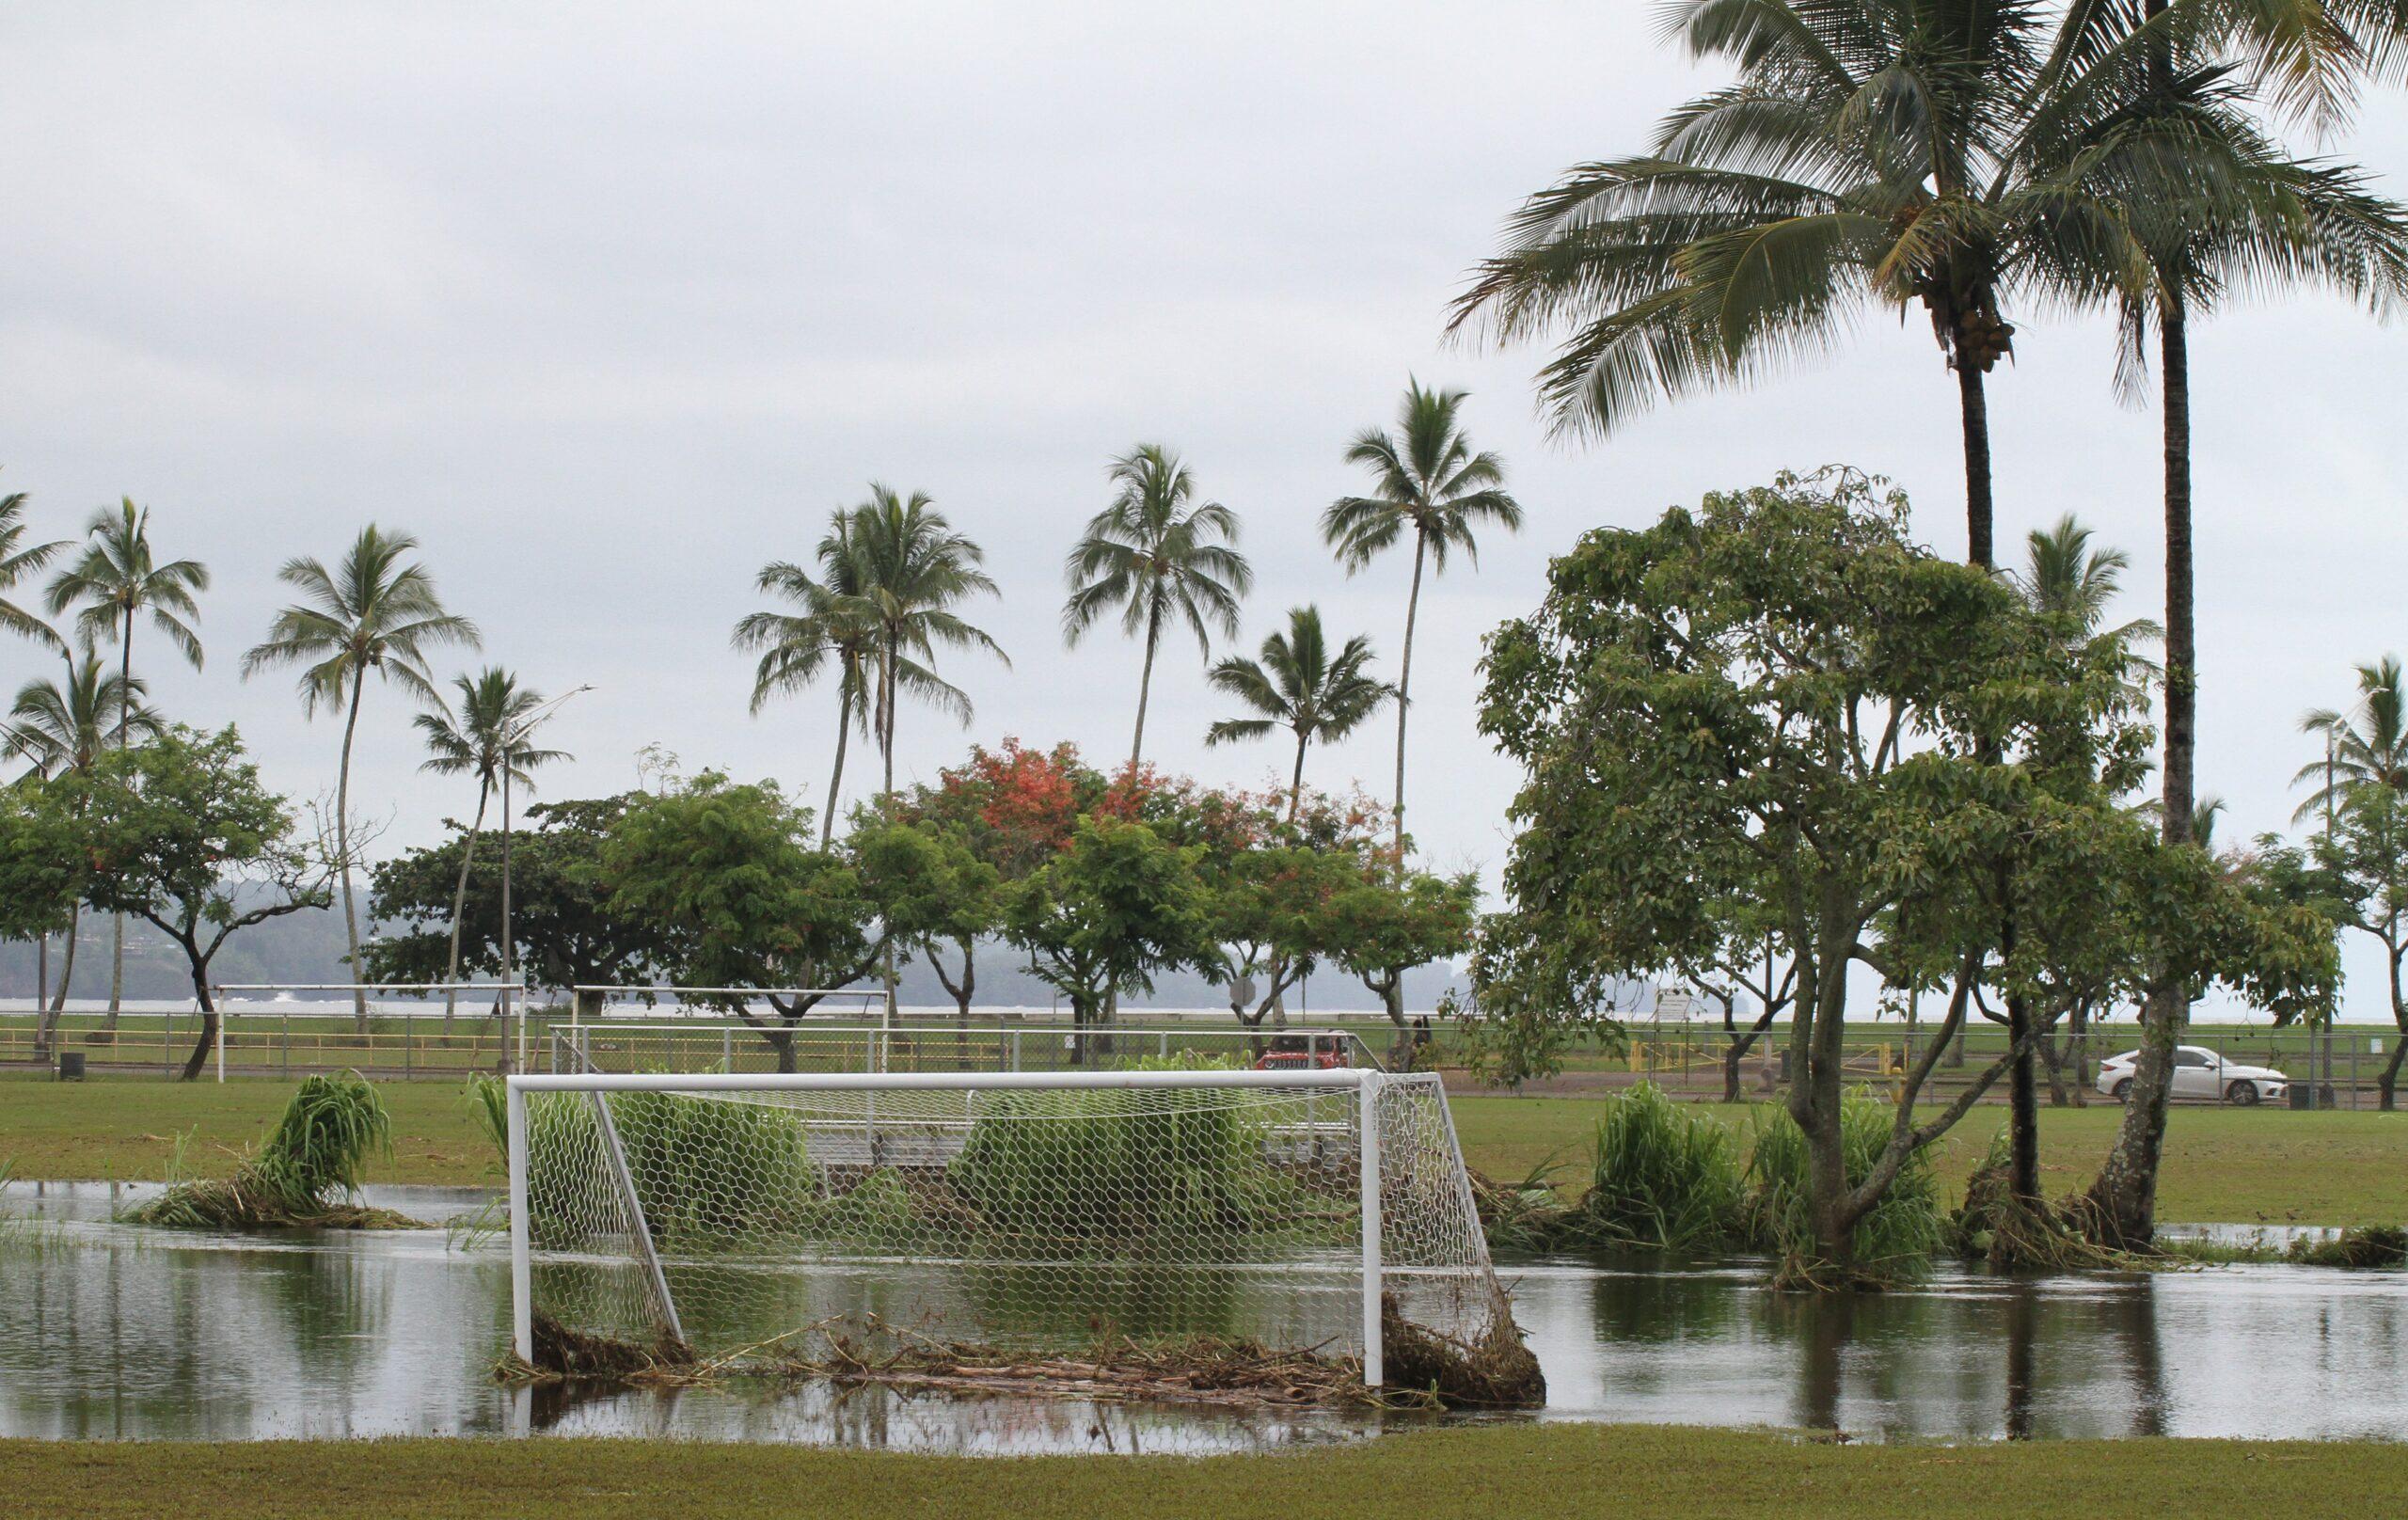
[{"x1": 2097, "y1": 1046, "x2": 2289, "y2": 1106}]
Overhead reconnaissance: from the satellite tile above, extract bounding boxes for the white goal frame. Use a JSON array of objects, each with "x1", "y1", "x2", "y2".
[{"x1": 504, "y1": 1066, "x2": 1392, "y2": 1385}]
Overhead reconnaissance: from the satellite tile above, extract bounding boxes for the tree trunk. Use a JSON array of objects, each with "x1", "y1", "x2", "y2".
[
  {"x1": 2087, "y1": 297, "x2": 2194, "y2": 1248},
  {"x1": 442, "y1": 781, "x2": 491, "y2": 1027},
  {"x1": 336, "y1": 669, "x2": 371, "y2": 1031},
  {"x1": 2383, "y1": 947, "x2": 2404, "y2": 1113},
  {"x1": 1131, "y1": 603, "x2": 1161, "y2": 775},
  {"x1": 820, "y1": 689, "x2": 852, "y2": 849},
  {"x1": 1392, "y1": 531, "x2": 1426, "y2": 865},
  {"x1": 1287, "y1": 732, "x2": 1307, "y2": 822},
  {"x1": 1957, "y1": 358, "x2": 1996, "y2": 571},
  {"x1": 177, "y1": 956, "x2": 217, "y2": 1082},
  {"x1": 105, "y1": 614, "x2": 133, "y2": 1030},
  {"x1": 879, "y1": 639, "x2": 897, "y2": 1008},
  {"x1": 53, "y1": 904, "x2": 79, "y2": 1015},
  {"x1": 34, "y1": 934, "x2": 53, "y2": 1060}
]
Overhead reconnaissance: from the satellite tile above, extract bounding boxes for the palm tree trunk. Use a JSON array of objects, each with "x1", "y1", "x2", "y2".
[
  {"x1": 2089, "y1": 299, "x2": 2194, "y2": 1246},
  {"x1": 879, "y1": 638, "x2": 897, "y2": 1006},
  {"x1": 1131, "y1": 603, "x2": 1162, "y2": 775},
  {"x1": 442, "y1": 781, "x2": 490, "y2": 1026},
  {"x1": 1392, "y1": 531, "x2": 1427, "y2": 866},
  {"x1": 1957, "y1": 361, "x2": 1996, "y2": 571},
  {"x1": 336, "y1": 669, "x2": 370, "y2": 1032},
  {"x1": 820, "y1": 688, "x2": 852, "y2": 850},
  {"x1": 1959, "y1": 356, "x2": 2037, "y2": 1197},
  {"x1": 34, "y1": 934, "x2": 55, "y2": 1060},
  {"x1": 104, "y1": 615, "x2": 133, "y2": 1031},
  {"x1": 1288, "y1": 731, "x2": 1308, "y2": 822}
]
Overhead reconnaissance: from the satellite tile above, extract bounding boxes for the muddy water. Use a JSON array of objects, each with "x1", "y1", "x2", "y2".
[{"x1": 2, "y1": 1182, "x2": 2400, "y2": 1449}]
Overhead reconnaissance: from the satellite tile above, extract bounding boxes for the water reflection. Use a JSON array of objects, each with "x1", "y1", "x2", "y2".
[{"x1": 2, "y1": 1185, "x2": 2402, "y2": 1447}]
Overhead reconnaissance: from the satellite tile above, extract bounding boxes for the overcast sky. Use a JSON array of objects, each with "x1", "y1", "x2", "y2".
[{"x1": 5, "y1": 4, "x2": 2404, "y2": 1020}]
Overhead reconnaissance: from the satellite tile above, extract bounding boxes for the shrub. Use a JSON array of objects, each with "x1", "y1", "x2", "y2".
[
  {"x1": 1743, "y1": 1090, "x2": 1943, "y2": 1289},
  {"x1": 947, "y1": 1056, "x2": 1311, "y2": 1253},
  {"x1": 1565, "y1": 1082, "x2": 1744, "y2": 1250},
  {"x1": 2289, "y1": 1224, "x2": 2408, "y2": 1270},
  {"x1": 125, "y1": 1072, "x2": 417, "y2": 1228}
]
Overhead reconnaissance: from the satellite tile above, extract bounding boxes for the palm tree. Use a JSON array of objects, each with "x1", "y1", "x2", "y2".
[
  {"x1": 1205, "y1": 607, "x2": 1392, "y2": 820},
  {"x1": 836, "y1": 485, "x2": 1007, "y2": 802},
  {"x1": 11, "y1": 654, "x2": 161, "y2": 1038},
  {"x1": 0, "y1": 488, "x2": 68, "y2": 653},
  {"x1": 1324, "y1": 382, "x2": 1519, "y2": 863},
  {"x1": 733, "y1": 512, "x2": 881, "y2": 848},
  {"x1": 243, "y1": 526, "x2": 479, "y2": 1027},
  {"x1": 2294, "y1": 657, "x2": 2408, "y2": 824},
  {"x1": 2020, "y1": 514, "x2": 2161, "y2": 689},
  {"x1": 45, "y1": 498, "x2": 207, "y2": 1024},
  {"x1": 415, "y1": 670, "x2": 567, "y2": 1021},
  {"x1": 1064, "y1": 445, "x2": 1251, "y2": 774}
]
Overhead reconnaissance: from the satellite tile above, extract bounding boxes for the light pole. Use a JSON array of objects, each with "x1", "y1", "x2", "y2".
[{"x1": 498, "y1": 685, "x2": 592, "y2": 1066}]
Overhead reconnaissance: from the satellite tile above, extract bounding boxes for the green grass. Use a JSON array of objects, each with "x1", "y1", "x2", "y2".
[
  {"x1": 6, "y1": 1075, "x2": 2403, "y2": 1225},
  {"x1": 2, "y1": 1427, "x2": 2404, "y2": 1520},
  {"x1": 1447, "y1": 1096, "x2": 2408, "y2": 1226}
]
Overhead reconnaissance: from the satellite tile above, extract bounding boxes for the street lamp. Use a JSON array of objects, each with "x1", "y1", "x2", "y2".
[{"x1": 498, "y1": 684, "x2": 592, "y2": 1065}]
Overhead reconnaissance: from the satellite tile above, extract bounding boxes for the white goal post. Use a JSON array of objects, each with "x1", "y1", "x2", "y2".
[{"x1": 504, "y1": 1067, "x2": 1511, "y2": 1390}]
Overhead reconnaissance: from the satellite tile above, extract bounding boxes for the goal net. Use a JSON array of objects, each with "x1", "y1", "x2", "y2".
[{"x1": 503, "y1": 1068, "x2": 1535, "y2": 1401}]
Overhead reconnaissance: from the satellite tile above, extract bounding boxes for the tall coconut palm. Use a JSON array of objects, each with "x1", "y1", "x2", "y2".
[
  {"x1": 2020, "y1": 514, "x2": 2162, "y2": 687},
  {"x1": 1064, "y1": 445, "x2": 1251, "y2": 774},
  {"x1": 1205, "y1": 607, "x2": 1392, "y2": 821},
  {"x1": 11, "y1": 654, "x2": 161, "y2": 1033},
  {"x1": 45, "y1": 498, "x2": 207, "y2": 1023},
  {"x1": 0, "y1": 488, "x2": 69, "y2": 653},
  {"x1": 836, "y1": 485, "x2": 1007, "y2": 802},
  {"x1": 2293, "y1": 657, "x2": 2408, "y2": 822},
  {"x1": 415, "y1": 670, "x2": 568, "y2": 1021},
  {"x1": 243, "y1": 526, "x2": 479, "y2": 1027},
  {"x1": 1324, "y1": 382, "x2": 1518, "y2": 864},
  {"x1": 733, "y1": 512, "x2": 882, "y2": 847}
]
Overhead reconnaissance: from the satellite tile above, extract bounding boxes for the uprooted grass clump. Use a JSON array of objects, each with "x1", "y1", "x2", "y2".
[
  {"x1": 1377, "y1": 1291, "x2": 1546, "y2": 1408},
  {"x1": 123, "y1": 1072, "x2": 427, "y2": 1230},
  {"x1": 1562, "y1": 1082, "x2": 1746, "y2": 1251},
  {"x1": 1949, "y1": 1130, "x2": 2134, "y2": 1273},
  {"x1": 2289, "y1": 1224, "x2": 2408, "y2": 1269}
]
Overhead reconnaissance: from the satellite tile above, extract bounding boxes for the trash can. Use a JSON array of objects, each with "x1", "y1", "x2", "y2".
[
  {"x1": 56, "y1": 1051, "x2": 86, "y2": 1082},
  {"x1": 2288, "y1": 1083, "x2": 2312, "y2": 1110}
]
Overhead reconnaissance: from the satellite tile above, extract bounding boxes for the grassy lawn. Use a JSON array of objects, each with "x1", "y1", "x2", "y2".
[
  {"x1": 5, "y1": 1426, "x2": 2405, "y2": 1520},
  {"x1": 4, "y1": 1074, "x2": 2400, "y2": 1224},
  {"x1": 1448, "y1": 1097, "x2": 2407, "y2": 1225}
]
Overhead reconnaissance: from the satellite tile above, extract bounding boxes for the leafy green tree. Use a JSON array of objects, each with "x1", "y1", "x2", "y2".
[
  {"x1": 1202, "y1": 840, "x2": 1365, "y2": 1026},
  {"x1": 414, "y1": 669, "x2": 567, "y2": 1020},
  {"x1": 601, "y1": 772, "x2": 879, "y2": 1069},
  {"x1": 1205, "y1": 606, "x2": 1392, "y2": 820},
  {"x1": 1323, "y1": 381, "x2": 1518, "y2": 863},
  {"x1": 0, "y1": 775, "x2": 85, "y2": 1056},
  {"x1": 2275, "y1": 744, "x2": 2408, "y2": 1109},
  {"x1": 363, "y1": 793, "x2": 665, "y2": 1016},
  {"x1": 2294, "y1": 657, "x2": 2408, "y2": 822},
  {"x1": 1064, "y1": 444, "x2": 1251, "y2": 773},
  {"x1": 850, "y1": 815, "x2": 1004, "y2": 1029},
  {"x1": 45, "y1": 498, "x2": 208, "y2": 1022},
  {"x1": 732, "y1": 512, "x2": 882, "y2": 847},
  {"x1": 1323, "y1": 864, "x2": 1479, "y2": 1063},
  {"x1": 10, "y1": 652, "x2": 162, "y2": 1013},
  {"x1": 0, "y1": 485, "x2": 68, "y2": 652},
  {"x1": 68, "y1": 727, "x2": 332, "y2": 1079},
  {"x1": 243, "y1": 526, "x2": 479, "y2": 1026},
  {"x1": 1472, "y1": 470, "x2": 2323, "y2": 1271},
  {"x1": 1001, "y1": 815, "x2": 1214, "y2": 1044}
]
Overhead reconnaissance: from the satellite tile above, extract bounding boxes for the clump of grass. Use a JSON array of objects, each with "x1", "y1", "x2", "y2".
[
  {"x1": 123, "y1": 1073, "x2": 426, "y2": 1230},
  {"x1": 1743, "y1": 1090, "x2": 1943, "y2": 1290},
  {"x1": 946, "y1": 1056, "x2": 1316, "y2": 1254},
  {"x1": 2289, "y1": 1224, "x2": 2408, "y2": 1270},
  {"x1": 509, "y1": 1086, "x2": 821, "y2": 1248},
  {"x1": 1561, "y1": 1082, "x2": 1744, "y2": 1251},
  {"x1": 1466, "y1": 1160, "x2": 1575, "y2": 1254},
  {"x1": 1949, "y1": 1129, "x2": 2133, "y2": 1272}
]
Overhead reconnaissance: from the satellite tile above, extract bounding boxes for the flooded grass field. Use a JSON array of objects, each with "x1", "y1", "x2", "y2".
[{"x1": 4, "y1": 1180, "x2": 2401, "y2": 1451}]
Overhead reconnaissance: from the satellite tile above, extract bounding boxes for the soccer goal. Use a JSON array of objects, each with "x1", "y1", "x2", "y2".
[{"x1": 502, "y1": 1067, "x2": 1532, "y2": 1399}]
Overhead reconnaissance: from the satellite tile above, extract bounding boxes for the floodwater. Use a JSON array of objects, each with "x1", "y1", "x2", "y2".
[{"x1": 2, "y1": 1182, "x2": 2401, "y2": 1450}]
